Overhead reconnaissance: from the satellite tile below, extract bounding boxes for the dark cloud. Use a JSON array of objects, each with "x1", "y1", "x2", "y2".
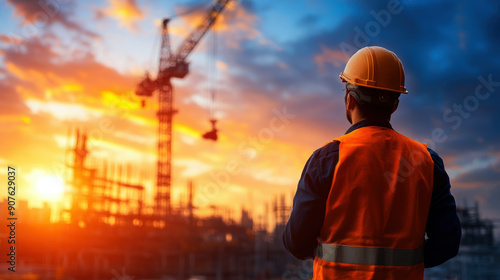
[
  {"x1": 456, "y1": 165, "x2": 500, "y2": 184},
  {"x1": 239, "y1": 0, "x2": 258, "y2": 14},
  {"x1": 6, "y1": 0, "x2": 98, "y2": 39}
]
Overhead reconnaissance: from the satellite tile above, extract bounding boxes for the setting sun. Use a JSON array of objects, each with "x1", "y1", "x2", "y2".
[{"x1": 34, "y1": 175, "x2": 65, "y2": 201}]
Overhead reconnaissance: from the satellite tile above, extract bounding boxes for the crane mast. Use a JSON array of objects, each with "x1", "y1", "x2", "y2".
[
  {"x1": 155, "y1": 19, "x2": 174, "y2": 219},
  {"x1": 136, "y1": 0, "x2": 231, "y2": 219}
]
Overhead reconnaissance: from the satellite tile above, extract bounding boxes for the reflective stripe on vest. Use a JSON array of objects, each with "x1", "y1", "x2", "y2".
[{"x1": 315, "y1": 242, "x2": 424, "y2": 267}]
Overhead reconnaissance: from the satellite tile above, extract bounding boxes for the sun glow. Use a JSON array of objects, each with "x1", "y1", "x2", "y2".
[{"x1": 34, "y1": 175, "x2": 65, "y2": 201}]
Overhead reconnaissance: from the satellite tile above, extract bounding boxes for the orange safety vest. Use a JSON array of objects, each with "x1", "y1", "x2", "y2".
[{"x1": 313, "y1": 126, "x2": 434, "y2": 280}]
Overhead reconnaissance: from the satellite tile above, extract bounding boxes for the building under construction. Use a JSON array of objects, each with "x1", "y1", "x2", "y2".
[
  {"x1": 424, "y1": 202, "x2": 500, "y2": 280},
  {"x1": 0, "y1": 128, "x2": 296, "y2": 280}
]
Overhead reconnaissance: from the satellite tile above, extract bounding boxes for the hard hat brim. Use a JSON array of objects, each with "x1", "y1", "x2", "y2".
[{"x1": 340, "y1": 72, "x2": 408, "y2": 94}]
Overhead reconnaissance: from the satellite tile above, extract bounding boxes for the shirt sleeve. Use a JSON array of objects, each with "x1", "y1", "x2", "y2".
[
  {"x1": 282, "y1": 142, "x2": 339, "y2": 260},
  {"x1": 424, "y1": 148, "x2": 462, "y2": 268}
]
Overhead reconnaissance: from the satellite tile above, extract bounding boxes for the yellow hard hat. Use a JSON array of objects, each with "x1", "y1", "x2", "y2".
[{"x1": 340, "y1": 46, "x2": 407, "y2": 94}]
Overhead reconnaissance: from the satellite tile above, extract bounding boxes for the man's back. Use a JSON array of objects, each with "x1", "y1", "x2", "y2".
[
  {"x1": 283, "y1": 120, "x2": 461, "y2": 280},
  {"x1": 315, "y1": 125, "x2": 434, "y2": 279}
]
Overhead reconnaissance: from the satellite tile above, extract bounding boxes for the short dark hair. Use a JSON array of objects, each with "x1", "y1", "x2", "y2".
[{"x1": 345, "y1": 83, "x2": 401, "y2": 120}]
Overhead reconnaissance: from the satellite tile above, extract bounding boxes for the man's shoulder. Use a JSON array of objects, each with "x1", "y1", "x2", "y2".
[
  {"x1": 314, "y1": 141, "x2": 340, "y2": 160},
  {"x1": 426, "y1": 148, "x2": 445, "y2": 168}
]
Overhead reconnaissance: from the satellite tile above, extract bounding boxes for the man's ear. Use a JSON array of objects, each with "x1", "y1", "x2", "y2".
[
  {"x1": 346, "y1": 93, "x2": 357, "y2": 110},
  {"x1": 391, "y1": 99, "x2": 399, "y2": 114}
]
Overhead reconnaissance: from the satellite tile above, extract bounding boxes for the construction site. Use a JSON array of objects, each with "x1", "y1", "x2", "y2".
[
  {"x1": 1, "y1": 0, "x2": 499, "y2": 279},
  {"x1": 424, "y1": 203, "x2": 500, "y2": 280},
  {"x1": 2, "y1": 138, "x2": 500, "y2": 280},
  {"x1": 0, "y1": 127, "x2": 297, "y2": 280}
]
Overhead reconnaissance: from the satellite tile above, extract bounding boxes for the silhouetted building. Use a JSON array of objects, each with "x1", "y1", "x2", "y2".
[{"x1": 425, "y1": 202, "x2": 500, "y2": 280}]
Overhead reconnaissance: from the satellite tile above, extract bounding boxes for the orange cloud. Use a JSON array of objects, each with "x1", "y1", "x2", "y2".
[
  {"x1": 314, "y1": 45, "x2": 349, "y2": 72},
  {"x1": 103, "y1": 0, "x2": 144, "y2": 31},
  {"x1": 216, "y1": 60, "x2": 227, "y2": 70},
  {"x1": 0, "y1": 34, "x2": 23, "y2": 47},
  {"x1": 25, "y1": 99, "x2": 104, "y2": 121},
  {"x1": 168, "y1": 1, "x2": 271, "y2": 50}
]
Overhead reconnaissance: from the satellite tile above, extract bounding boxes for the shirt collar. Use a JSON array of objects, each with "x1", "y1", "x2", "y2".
[{"x1": 345, "y1": 119, "x2": 393, "y2": 134}]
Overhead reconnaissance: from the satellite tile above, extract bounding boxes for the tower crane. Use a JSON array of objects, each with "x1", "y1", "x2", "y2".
[{"x1": 136, "y1": 0, "x2": 231, "y2": 219}]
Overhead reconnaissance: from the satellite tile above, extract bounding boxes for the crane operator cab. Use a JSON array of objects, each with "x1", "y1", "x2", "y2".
[
  {"x1": 136, "y1": 72, "x2": 157, "y2": 97},
  {"x1": 169, "y1": 61, "x2": 189, "y2": 79}
]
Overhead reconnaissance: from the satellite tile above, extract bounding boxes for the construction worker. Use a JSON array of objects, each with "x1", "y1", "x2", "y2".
[{"x1": 283, "y1": 46, "x2": 461, "y2": 279}]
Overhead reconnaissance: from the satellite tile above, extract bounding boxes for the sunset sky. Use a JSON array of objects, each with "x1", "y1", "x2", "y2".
[{"x1": 0, "y1": 0, "x2": 499, "y2": 227}]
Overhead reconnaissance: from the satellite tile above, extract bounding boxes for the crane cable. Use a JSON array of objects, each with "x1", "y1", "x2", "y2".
[
  {"x1": 211, "y1": 30, "x2": 218, "y2": 121},
  {"x1": 146, "y1": 28, "x2": 160, "y2": 76},
  {"x1": 206, "y1": 29, "x2": 218, "y2": 121}
]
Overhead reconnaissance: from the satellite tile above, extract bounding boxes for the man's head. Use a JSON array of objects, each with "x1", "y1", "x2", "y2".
[
  {"x1": 344, "y1": 83, "x2": 401, "y2": 123},
  {"x1": 340, "y1": 46, "x2": 407, "y2": 124}
]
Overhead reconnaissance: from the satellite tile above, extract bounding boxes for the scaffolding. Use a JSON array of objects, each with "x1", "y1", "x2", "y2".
[
  {"x1": 60, "y1": 129, "x2": 145, "y2": 227},
  {"x1": 425, "y1": 202, "x2": 500, "y2": 280}
]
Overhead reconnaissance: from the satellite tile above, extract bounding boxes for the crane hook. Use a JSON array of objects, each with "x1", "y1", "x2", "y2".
[{"x1": 202, "y1": 118, "x2": 218, "y2": 141}]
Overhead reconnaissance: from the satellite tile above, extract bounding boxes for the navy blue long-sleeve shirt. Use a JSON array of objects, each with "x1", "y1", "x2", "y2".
[{"x1": 283, "y1": 119, "x2": 461, "y2": 268}]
